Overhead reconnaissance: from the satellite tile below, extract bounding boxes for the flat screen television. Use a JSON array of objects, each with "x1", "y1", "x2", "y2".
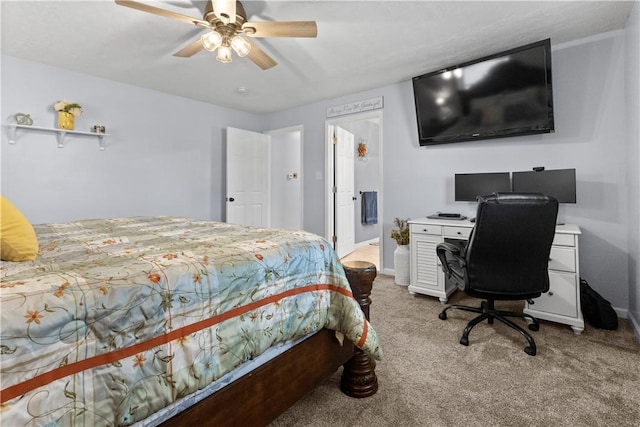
[
  {"x1": 455, "y1": 172, "x2": 511, "y2": 202},
  {"x1": 512, "y1": 168, "x2": 576, "y2": 203},
  {"x1": 412, "y1": 39, "x2": 554, "y2": 146}
]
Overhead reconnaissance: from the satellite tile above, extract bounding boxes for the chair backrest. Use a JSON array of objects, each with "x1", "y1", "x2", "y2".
[{"x1": 464, "y1": 192, "x2": 559, "y2": 299}]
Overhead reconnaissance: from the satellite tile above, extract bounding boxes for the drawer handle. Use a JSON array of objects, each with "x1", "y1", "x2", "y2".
[
  {"x1": 457, "y1": 231, "x2": 462, "y2": 235},
  {"x1": 548, "y1": 291, "x2": 554, "y2": 296},
  {"x1": 423, "y1": 229, "x2": 428, "y2": 232}
]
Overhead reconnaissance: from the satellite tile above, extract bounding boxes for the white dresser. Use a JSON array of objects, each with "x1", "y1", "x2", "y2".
[{"x1": 408, "y1": 217, "x2": 584, "y2": 334}]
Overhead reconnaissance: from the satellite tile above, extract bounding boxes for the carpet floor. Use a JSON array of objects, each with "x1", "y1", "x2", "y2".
[{"x1": 270, "y1": 274, "x2": 640, "y2": 427}]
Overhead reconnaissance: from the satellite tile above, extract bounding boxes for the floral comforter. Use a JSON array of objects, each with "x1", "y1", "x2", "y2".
[{"x1": 0, "y1": 217, "x2": 381, "y2": 426}]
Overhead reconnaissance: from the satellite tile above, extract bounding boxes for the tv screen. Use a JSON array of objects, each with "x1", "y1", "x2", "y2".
[
  {"x1": 512, "y1": 168, "x2": 576, "y2": 203},
  {"x1": 455, "y1": 172, "x2": 511, "y2": 202},
  {"x1": 412, "y1": 39, "x2": 554, "y2": 146}
]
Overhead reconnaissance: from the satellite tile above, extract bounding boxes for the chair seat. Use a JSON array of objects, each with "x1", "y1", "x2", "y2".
[{"x1": 464, "y1": 288, "x2": 544, "y2": 301}]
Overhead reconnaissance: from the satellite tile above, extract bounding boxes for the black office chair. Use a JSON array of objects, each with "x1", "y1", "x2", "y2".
[{"x1": 436, "y1": 193, "x2": 558, "y2": 356}]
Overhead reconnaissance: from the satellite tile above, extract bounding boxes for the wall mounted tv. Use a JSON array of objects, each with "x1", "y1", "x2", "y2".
[{"x1": 412, "y1": 39, "x2": 554, "y2": 146}]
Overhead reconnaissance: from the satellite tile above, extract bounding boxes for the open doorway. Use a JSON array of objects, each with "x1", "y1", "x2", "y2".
[
  {"x1": 225, "y1": 126, "x2": 303, "y2": 230},
  {"x1": 325, "y1": 111, "x2": 383, "y2": 271},
  {"x1": 267, "y1": 125, "x2": 303, "y2": 230}
]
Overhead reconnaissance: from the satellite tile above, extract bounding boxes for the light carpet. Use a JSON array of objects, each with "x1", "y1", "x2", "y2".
[{"x1": 270, "y1": 274, "x2": 640, "y2": 426}]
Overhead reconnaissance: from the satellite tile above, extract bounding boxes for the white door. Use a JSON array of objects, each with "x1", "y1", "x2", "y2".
[
  {"x1": 335, "y1": 126, "x2": 356, "y2": 258},
  {"x1": 226, "y1": 127, "x2": 270, "y2": 227}
]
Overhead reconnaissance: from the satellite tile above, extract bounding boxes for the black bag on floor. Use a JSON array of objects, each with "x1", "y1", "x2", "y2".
[{"x1": 580, "y1": 278, "x2": 618, "y2": 330}]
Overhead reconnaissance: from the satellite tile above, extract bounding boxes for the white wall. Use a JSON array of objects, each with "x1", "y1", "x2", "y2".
[
  {"x1": 625, "y1": 1, "x2": 640, "y2": 333},
  {"x1": 269, "y1": 129, "x2": 302, "y2": 230},
  {"x1": 267, "y1": 31, "x2": 632, "y2": 312},
  {"x1": 1, "y1": 55, "x2": 265, "y2": 224},
  {"x1": 266, "y1": 103, "x2": 328, "y2": 236}
]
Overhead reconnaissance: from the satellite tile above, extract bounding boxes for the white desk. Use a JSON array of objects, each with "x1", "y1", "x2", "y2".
[{"x1": 408, "y1": 217, "x2": 584, "y2": 334}]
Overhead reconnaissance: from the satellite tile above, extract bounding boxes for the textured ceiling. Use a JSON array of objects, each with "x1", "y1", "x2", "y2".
[{"x1": 1, "y1": 1, "x2": 635, "y2": 114}]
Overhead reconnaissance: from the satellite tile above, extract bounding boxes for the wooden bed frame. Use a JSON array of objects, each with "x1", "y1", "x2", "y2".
[{"x1": 160, "y1": 261, "x2": 378, "y2": 427}]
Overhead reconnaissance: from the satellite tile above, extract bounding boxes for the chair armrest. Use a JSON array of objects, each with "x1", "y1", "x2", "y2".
[
  {"x1": 436, "y1": 242, "x2": 461, "y2": 261},
  {"x1": 436, "y1": 242, "x2": 464, "y2": 277}
]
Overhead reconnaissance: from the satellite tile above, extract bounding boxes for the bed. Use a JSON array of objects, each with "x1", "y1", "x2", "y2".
[{"x1": 0, "y1": 215, "x2": 382, "y2": 426}]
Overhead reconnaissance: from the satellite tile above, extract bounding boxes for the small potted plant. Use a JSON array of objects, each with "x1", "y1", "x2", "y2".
[
  {"x1": 54, "y1": 99, "x2": 82, "y2": 130},
  {"x1": 391, "y1": 217, "x2": 410, "y2": 285},
  {"x1": 391, "y1": 217, "x2": 410, "y2": 246}
]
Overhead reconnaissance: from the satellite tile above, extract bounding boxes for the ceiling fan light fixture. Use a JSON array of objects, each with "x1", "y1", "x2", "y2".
[
  {"x1": 217, "y1": 44, "x2": 233, "y2": 63},
  {"x1": 230, "y1": 35, "x2": 251, "y2": 57},
  {"x1": 201, "y1": 31, "x2": 222, "y2": 52},
  {"x1": 115, "y1": 0, "x2": 317, "y2": 70}
]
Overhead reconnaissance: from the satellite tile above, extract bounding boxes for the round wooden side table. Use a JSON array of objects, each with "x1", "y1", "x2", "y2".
[{"x1": 340, "y1": 260, "x2": 378, "y2": 398}]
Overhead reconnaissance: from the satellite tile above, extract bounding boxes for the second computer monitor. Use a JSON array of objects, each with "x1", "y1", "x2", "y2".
[
  {"x1": 455, "y1": 172, "x2": 511, "y2": 202},
  {"x1": 512, "y1": 168, "x2": 576, "y2": 203}
]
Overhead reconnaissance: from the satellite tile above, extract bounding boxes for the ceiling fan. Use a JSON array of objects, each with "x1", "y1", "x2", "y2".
[{"x1": 114, "y1": 0, "x2": 318, "y2": 70}]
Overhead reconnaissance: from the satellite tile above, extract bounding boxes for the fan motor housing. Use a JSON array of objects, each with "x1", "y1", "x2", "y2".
[{"x1": 204, "y1": 1, "x2": 248, "y2": 27}]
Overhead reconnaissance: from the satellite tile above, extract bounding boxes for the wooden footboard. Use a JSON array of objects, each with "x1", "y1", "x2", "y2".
[
  {"x1": 160, "y1": 262, "x2": 377, "y2": 427},
  {"x1": 159, "y1": 328, "x2": 355, "y2": 427}
]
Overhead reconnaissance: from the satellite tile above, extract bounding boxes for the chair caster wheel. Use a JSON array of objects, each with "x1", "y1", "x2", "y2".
[
  {"x1": 459, "y1": 337, "x2": 469, "y2": 346},
  {"x1": 524, "y1": 346, "x2": 536, "y2": 356},
  {"x1": 528, "y1": 323, "x2": 539, "y2": 332},
  {"x1": 439, "y1": 312, "x2": 447, "y2": 320}
]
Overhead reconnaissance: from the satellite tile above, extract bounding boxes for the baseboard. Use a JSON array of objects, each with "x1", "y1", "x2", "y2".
[
  {"x1": 613, "y1": 306, "x2": 640, "y2": 343},
  {"x1": 628, "y1": 310, "x2": 640, "y2": 343},
  {"x1": 382, "y1": 268, "x2": 395, "y2": 276},
  {"x1": 613, "y1": 306, "x2": 628, "y2": 319}
]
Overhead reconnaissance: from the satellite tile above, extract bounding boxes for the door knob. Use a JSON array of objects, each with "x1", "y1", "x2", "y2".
[
  {"x1": 228, "y1": 197, "x2": 235, "y2": 202},
  {"x1": 352, "y1": 196, "x2": 357, "y2": 201}
]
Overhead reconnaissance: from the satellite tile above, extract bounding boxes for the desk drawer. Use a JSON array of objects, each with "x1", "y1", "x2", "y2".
[
  {"x1": 552, "y1": 233, "x2": 575, "y2": 247},
  {"x1": 533, "y1": 271, "x2": 578, "y2": 318},
  {"x1": 549, "y1": 247, "x2": 576, "y2": 273},
  {"x1": 443, "y1": 226, "x2": 472, "y2": 240},
  {"x1": 411, "y1": 224, "x2": 441, "y2": 235}
]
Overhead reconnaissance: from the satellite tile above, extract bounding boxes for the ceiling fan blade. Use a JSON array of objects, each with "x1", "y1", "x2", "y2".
[
  {"x1": 211, "y1": 0, "x2": 236, "y2": 25},
  {"x1": 245, "y1": 39, "x2": 277, "y2": 70},
  {"x1": 114, "y1": 0, "x2": 209, "y2": 27},
  {"x1": 244, "y1": 21, "x2": 318, "y2": 38},
  {"x1": 173, "y1": 39, "x2": 205, "y2": 58}
]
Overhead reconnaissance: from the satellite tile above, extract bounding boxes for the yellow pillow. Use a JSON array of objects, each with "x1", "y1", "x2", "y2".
[{"x1": 1, "y1": 196, "x2": 39, "y2": 261}]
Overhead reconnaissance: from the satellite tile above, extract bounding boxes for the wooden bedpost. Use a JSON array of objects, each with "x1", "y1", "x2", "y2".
[{"x1": 340, "y1": 260, "x2": 379, "y2": 398}]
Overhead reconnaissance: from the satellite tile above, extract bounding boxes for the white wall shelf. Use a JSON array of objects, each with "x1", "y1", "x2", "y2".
[{"x1": 6, "y1": 123, "x2": 109, "y2": 150}]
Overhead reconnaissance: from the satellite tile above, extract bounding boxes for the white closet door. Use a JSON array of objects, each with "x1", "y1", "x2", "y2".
[{"x1": 226, "y1": 127, "x2": 270, "y2": 227}]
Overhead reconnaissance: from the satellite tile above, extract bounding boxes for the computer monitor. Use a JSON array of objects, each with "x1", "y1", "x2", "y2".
[
  {"x1": 454, "y1": 172, "x2": 511, "y2": 202},
  {"x1": 512, "y1": 168, "x2": 576, "y2": 203}
]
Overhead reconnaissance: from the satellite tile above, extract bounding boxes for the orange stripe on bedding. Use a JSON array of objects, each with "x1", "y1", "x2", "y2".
[
  {"x1": 1, "y1": 283, "x2": 354, "y2": 403},
  {"x1": 357, "y1": 318, "x2": 368, "y2": 348}
]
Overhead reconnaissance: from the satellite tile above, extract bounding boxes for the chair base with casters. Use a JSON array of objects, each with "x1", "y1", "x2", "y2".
[{"x1": 438, "y1": 299, "x2": 542, "y2": 356}]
